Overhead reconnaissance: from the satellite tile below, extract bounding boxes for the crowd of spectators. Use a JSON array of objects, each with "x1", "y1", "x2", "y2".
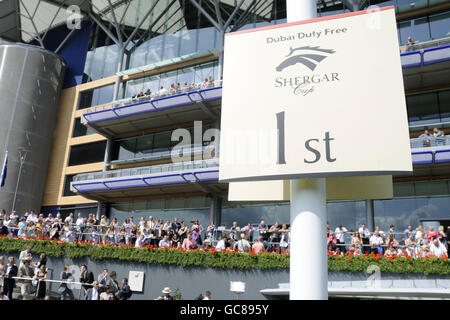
[
  {"x1": 0, "y1": 210, "x2": 293, "y2": 254},
  {"x1": 1, "y1": 209, "x2": 448, "y2": 260},
  {"x1": 129, "y1": 77, "x2": 218, "y2": 102},
  {"x1": 328, "y1": 223, "x2": 449, "y2": 258}
]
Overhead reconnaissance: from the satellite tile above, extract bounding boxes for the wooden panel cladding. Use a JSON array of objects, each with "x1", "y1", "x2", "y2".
[
  {"x1": 69, "y1": 134, "x2": 106, "y2": 147},
  {"x1": 65, "y1": 162, "x2": 104, "y2": 175},
  {"x1": 42, "y1": 87, "x2": 78, "y2": 206}
]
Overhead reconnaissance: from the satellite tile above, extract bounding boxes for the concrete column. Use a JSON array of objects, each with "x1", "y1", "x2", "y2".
[{"x1": 365, "y1": 199, "x2": 375, "y2": 232}]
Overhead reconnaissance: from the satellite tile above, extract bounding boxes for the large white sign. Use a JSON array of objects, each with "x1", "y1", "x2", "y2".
[{"x1": 219, "y1": 8, "x2": 412, "y2": 182}]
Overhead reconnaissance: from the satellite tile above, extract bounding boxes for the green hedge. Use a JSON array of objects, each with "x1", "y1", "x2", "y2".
[{"x1": 0, "y1": 237, "x2": 448, "y2": 275}]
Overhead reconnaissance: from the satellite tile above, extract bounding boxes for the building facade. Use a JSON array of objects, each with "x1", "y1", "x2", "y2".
[{"x1": 1, "y1": 0, "x2": 450, "y2": 232}]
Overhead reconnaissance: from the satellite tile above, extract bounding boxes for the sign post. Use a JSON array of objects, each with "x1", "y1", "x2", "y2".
[
  {"x1": 286, "y1": 0, "x2": 328, "y2": 300},
  {"x1": 219, "y1": 2, "x2": 412, "y2": 300}
]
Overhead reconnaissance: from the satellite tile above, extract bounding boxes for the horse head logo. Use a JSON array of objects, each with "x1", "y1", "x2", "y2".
[{"x1": 276, "y1": 46, "x2": 336, "y2": 72}]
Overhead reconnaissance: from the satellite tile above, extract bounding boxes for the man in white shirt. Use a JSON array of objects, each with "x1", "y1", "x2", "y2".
[
  {"x1": 44, "y1": 213, "x2": 54, "y2": 224},
  {"x1": 19, "y1": 246, "x2": 33, "y2": 270},
  {"x1": 26, "y1": 211, "x2": 38, "y2": 224},
  {"x1": 159, "y1": 86, "x2": 167, "y2": 96},
  {"x1": 202, "y1": 291, "x2": 212, "y2": 300},
  {"x1": 75, "y1": 213, "x2": 84, "y2": 226},
  {"x1": 135, "y1": 235, "x2": 145, "y2": 248},
  {"x1": 370, "y1": 231, "x2": 384, "y2": 254},
  {"x1": 429, "y1": 238, "x2": 448, "y2": 257},
  {"x1": 215, "y1": 235, "x2": 228, "y2": 250},
  {"x1": 64, "y1": 212, "x2": 74, "y2": 226},
  {"x1": 158, "y1": 235, "x2": 171, "y2": 248},
  {"x1": 9, "y1": 210, "x2": 19, "y2": 222},
  {"x1": 335, "y1": 225, "x2": 348, "y2": 253},
  {"x1": 147, "y1": 216, "x2": 155, "y2": 230}
]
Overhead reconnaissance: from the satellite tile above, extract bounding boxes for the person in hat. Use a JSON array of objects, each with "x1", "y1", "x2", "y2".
[
  {"x1": 202, "y1": 238, "x2": 212, "y2": 251},
  {"x1": 156, "y1": 287, "x2": 173, "y2": 300}
]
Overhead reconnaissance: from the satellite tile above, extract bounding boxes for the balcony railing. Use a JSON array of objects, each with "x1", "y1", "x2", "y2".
[
  {"x1": 400, "y1": 36, "x2": 450, "y2": 53},
  {"x1": 410, "y1": 136, "x2": 449, "y2": 149},
  {"x1": 109, "y1": 145, "x2": 216, "y2": 167},
  {"x1": 84, "y1": 80, "x2": 222, "y2": 115},
  {"x1": 72, "y1": 158, "x2": 219, "y2": 183}
]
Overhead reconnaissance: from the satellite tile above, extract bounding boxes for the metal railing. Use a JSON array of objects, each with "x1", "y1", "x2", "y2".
[
  {"x1": 84, "y1": 80, "x2": 223, "y2": 115},
  {"x1": 0, "y1": 274, "x2": 93, "y2": 300},
  {"x1": 410, "y1": 135, "x2": 449, "y2": 148},
  {"x1": 72, "y1": 157, "x2": 219, "y2": 183},
  {"x1": 108, "y1": 145, "x2": 216, "y2": 167},
  {"x1": 400, "y1": 35, "x2": 450, "y2": 53}
]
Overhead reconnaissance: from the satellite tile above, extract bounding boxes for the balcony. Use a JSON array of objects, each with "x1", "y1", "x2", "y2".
[
  {"x1": 81, "y1": 81, "x2": 222, "y2": 138},
  {"x1": 70, "y1": 158, "x2": 225, "y2": 201},
  {"x1": 108, "y1": 144, "x2": 214, "y2": 169},
  {"x1": 401, "y1": 40, "x2": 450, "y2": 91}
]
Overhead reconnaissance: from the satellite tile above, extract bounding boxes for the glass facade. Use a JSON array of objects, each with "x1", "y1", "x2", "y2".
[
  {"x1": 111, "y1": 123, "x2": 215, "y2": 161},
  {"x1": 77, "y1": 84, "x2": 114, "y2": 110},
  {"x1": 81, "y1": 0, "x2": 288, "y2": 82},
  {"x1": 397, "y1": 10, "x2": 450, "y2": 45},
  {"x1": 406, "y1": 89, "x2": 450, "y2": 125},
  {"x1": 108, "y1": 193, "x2": 450, "y2": 232}
]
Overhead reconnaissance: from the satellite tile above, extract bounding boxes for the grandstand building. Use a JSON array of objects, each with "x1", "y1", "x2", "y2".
[{"x1": 0, "y1": 0, "x2": 450, "y2": 233}]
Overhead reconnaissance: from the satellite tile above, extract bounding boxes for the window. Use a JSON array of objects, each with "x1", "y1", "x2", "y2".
[
  {"x1": 72, "y1": 118, "x2": 95, "y2": 137},
  {"x1": 406, "y1": 89, "x2": 450, "y2": 124},
  {"x1": 77, "y1": 84, "x2": 114, "y2": 110},
  {"x1": 110, "y1": 123, "x2": 214, "y2": 162},
  {"x1": 439, "y1": 90, "x2": 450, "y2": 121},
  {"x1": 68, "y1": 141, "x2": 106, "y2": 166},
  {"x1": 406, "y1": 92, "x2": 440, "y2": 123},
  {"x1": 429, "y1": 11, "x2": 450, "y2": 39},
  {"x1": 63, "y1": 175, "x2": 76, "y2": 197}
]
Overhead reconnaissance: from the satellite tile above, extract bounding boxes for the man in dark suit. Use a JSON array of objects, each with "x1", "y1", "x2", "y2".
[
  {"x1": 118, "y1": 278, "x2": 132, "y2": 300},
  {"x1": 0, "y1": 221, "x2": 8, "y2": 236},
  {"x1": 85, "y1": 281, "x2": 100, "y2": 300},
  {"x1": 79, "y1": 264, "x2": 94, "y2": 295},
  {"x1": 3, "y1": 257, "x2": 18, "y2": 300},
  {"x1": 106, "y1": 271, "x2": 119, "y2": 300}
]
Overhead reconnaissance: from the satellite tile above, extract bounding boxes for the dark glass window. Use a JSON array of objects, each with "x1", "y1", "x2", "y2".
[
  {"x1": 111, "y1": 123, "x2": 214, "y2": 161},
  {"x1": 429, "y1": 11, "x2": 450, "y2": 39},
  {"x1": 406, "y1": 92, "x2": 439, "y2": 123},
  {"x1": 68, "y1": 141, "x2": 106, "y2": 166},
  {"x1": 439, "y1": 90, "x2": 450, "y2": 121},
  {"x1": 63, "y1": 175, "x2": 76, "y2": 197},
  {"x1": 406, "y1": 89, "x2": 450, "y2": 124},
  {"x1": 77, "y1": 84, "x2": 114, "y2": 110},
  {"x1": 72, "y1": 118, "x2": 95, "y2": 137}
]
